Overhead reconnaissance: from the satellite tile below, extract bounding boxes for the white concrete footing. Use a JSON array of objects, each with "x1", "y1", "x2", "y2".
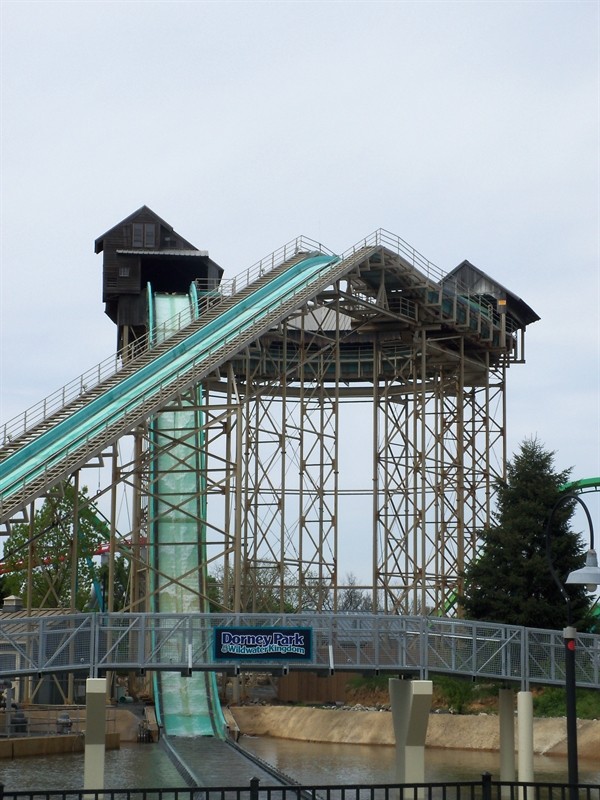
[
  {"x1": 517, "y1": 690, "x2": 534, "y2": 793},
  {"x1": 389, "y1": 678, "x2": 433, "y2": 791},
  {"x1": 84, "y1": 677, "x2": 107, "y2": 793}
]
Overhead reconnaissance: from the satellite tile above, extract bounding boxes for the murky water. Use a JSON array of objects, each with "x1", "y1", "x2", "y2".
[
  {"x1": 239, "y1": 735, "x2": 600, "y2": 785},
  {"x1": 0, "y1": 743, "x2": 183, "y2": 792},
  {"x1": 2, "y1": 738, "x2": 599, "y2": 791}
]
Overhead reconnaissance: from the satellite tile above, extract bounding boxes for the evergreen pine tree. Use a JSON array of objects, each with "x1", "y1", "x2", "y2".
[{"x1": 460, "y1": 438, "x2": 593, "y2": 630}]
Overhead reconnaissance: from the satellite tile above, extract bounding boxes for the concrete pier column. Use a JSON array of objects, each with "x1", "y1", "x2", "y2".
[
  {"x1": 517, "y1": 690, "x2": 534, "y2": 793},
  {"x1": 498, "y1": 688, "x2": 516, "y2": 783},
  {"x1": 84, "y1": 677, "x2": 107, "y2": 793},
  {"x1": 389, "y1": 678, "x2": 433, "y2": 790}
]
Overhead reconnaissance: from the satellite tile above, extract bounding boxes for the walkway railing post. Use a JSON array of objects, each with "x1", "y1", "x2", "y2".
[
  {"x1": 250, "y1": 777, "x2": 260, "y2": 800},
  {"x1": 90, "y1": 612, "x2": 97, "y2": 677},
  {"x1": 419, "y1": 616, "x2": 427, "y2": 678},
  {"x1": 481, "y1": 772, "x2": 492, "y2": 800}
]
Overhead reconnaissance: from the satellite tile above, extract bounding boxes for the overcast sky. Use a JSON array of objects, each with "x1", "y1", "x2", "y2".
[{"x1": 1, "y1": 1, "x2": 598, "y2": 576}]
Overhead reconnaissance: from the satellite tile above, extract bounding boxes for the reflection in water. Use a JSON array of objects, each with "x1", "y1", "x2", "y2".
[
  {"x1": 0, "y1": 743, "x2": 184, "y2": 792},
  {"x1": 238, "y1": 736, "x2": 600, "y2": 786},
  {"x1": 3, "y1": 738, "x2": 599, "y2": 791}
]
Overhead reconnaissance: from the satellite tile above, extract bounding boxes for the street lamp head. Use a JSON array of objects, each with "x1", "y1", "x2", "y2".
[{"x1": 565, "y1": 549, "x2": 600, "y2": 592}]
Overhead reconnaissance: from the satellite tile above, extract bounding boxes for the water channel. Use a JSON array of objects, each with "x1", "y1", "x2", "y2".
[{"x1": 2, "y1": 738, "x2": 599, "y2": 792}]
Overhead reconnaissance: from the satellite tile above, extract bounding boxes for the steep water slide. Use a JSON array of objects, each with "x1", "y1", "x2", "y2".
[
  {"x1": 0, "y1": 251, "x2": 347, "y2": 521},
  {"x1": 149, "y1": 288, "x2": 222, "y2": 737}
]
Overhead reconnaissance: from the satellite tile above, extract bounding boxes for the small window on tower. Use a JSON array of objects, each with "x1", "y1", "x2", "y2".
[
  {"x1": 144, "y1": 223, "x2": 156, "y2": 247},
  {"x1": 119, "y1": 266, "x2": 130, "y2": 278},
  {"x1": 132, "y1": 223, "x2": 144, "y2": 247}
]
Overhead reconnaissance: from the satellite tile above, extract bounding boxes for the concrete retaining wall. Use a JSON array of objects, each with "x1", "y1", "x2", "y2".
[
  {"x1": 229, "y1": 706, "x2": 600, "y2": 759},
  {"x1": 0, "y1": 733, "x2": 120, "y2": 759}
]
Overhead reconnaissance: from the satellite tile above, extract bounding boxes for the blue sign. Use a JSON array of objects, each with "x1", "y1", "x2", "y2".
[{"x1": 213, "y1": 627, "x2": 312, "y2": 661}]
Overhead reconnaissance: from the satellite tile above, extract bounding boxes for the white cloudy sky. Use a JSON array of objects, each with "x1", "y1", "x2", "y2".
[{"x1": 1, "y1": 0, "x2": 598, "y2": 574}]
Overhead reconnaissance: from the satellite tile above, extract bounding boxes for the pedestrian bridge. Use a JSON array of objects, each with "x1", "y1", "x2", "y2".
[{"x1": 0, "y1": 611, "x2": 598, "y2": 690}]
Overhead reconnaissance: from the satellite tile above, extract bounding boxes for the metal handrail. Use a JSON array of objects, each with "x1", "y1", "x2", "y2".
[
  {"x1": 0, "y1": 237, "x2": 330, "y2": 448},
  {"x1": 341, "y1": 228, "x2": 448, "y2": 284}
]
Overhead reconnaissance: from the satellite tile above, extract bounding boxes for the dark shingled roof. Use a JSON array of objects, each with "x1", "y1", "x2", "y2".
[{"x1": 444, "y1": 259, "x2": 540, "y2": 329}]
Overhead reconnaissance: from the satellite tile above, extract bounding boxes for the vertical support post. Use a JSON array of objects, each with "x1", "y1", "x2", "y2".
[
  {"x1": 25, "y1": 501, "x2": 35, "y2": 702},
  {"x1": 455, "y1": 339, "x2": 465, "y2": 613},
  {"x1": 26, "y1": 501, "x2": 35, "y2": 614},
  {"x1": 279, "y1": 332, "x2": 288, "y2": 614},
  {"x1": 84, "y1": 677, "x2": 107, "y2": 793},
  {"x1": 498, "y1": 688, "x2": 515, "y2": 795},
  {"x1": 108, "y1": 442, "x2": 118, "y2": 613},
  {"x1": 389, "y1": 678, "x2": 432, "y2": 794},
  {"x1": 564, "y1": 625, "x2": 579, "y2": 800},
  {"x1": 68, "y1": 472, "x2": 80, "y2": 705},
  {"x1": 71, "y1": 471, "x2": 80, "y2": 613},
  {"x1": 231, "y1": 405, "x2": 243, "y2": 706},
  {"x1": 223, "y1": 362, "x2": 239, "y2": 612},
  {"x1": 233, "y1": 405, "x2": 243, "y2": 616},
  {"x1": 517, "y1": 690, "x2": 534, "y2": 791},
  {"x1": 131, "y1": 428, "x2": 144, "y2": 611},
  {"x1": 371, "y1": 355, "x2": 380, "y2": 613},
  {"x1": 481, "y1": 772, "x2": 492, "y2": 800},
  {"x1": 105, "y1": 443, "x2": 119, "y2": 704},
  {"x1": 417, "y1": 335, "x2": 427, "y2": 615},
  {"x1": 545, "y1": 492, "x2": 592, "y2": 799},
  {"x1": 332, "y1": 301, "x2": 341, "y2": 611}
]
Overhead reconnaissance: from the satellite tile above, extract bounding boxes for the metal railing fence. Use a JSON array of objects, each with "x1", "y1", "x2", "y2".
[
  {"x1": 0, "y1": 703, "x2": 118, "y2": 738},
  {"x1": 1, "y1": 775, "x2": 600, "y2": 800},
  {"x1": 0, "y1": 612, "x2": 598, "y2": 690}
]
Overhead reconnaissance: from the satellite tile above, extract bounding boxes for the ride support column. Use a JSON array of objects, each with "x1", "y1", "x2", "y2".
[
  {"x1": 517, "y1": 690, "x2": 534, "y2": 787},
  {"x1": 84, "y1": 677, "x2": 107, "y2": 795},
  {"x1": 498, "y1": 688, "x2": 516, "y2": 788},
  {"x1": 389, "y1": 678, "x2": 433, "y2": 793}
]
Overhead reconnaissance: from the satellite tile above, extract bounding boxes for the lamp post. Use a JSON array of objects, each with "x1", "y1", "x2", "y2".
[{"x1": 545, "y1": 492, "x2": 600, "y2": 798}]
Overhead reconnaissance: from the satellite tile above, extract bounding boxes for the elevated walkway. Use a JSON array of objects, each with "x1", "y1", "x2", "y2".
[{"x1": 0, "y1": 611, "x2": 597, "y2": 690}]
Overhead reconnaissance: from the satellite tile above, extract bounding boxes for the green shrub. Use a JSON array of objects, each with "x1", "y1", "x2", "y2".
[
  {"x1": 345, "y1": 674, "x2": 600, "y2": 719},
  {"x1": 533, "y1": 687, "x2": 600, "y2": 719},
  {"x1": 435, "y1": 675, "x2": 475, "y2": 714}
]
